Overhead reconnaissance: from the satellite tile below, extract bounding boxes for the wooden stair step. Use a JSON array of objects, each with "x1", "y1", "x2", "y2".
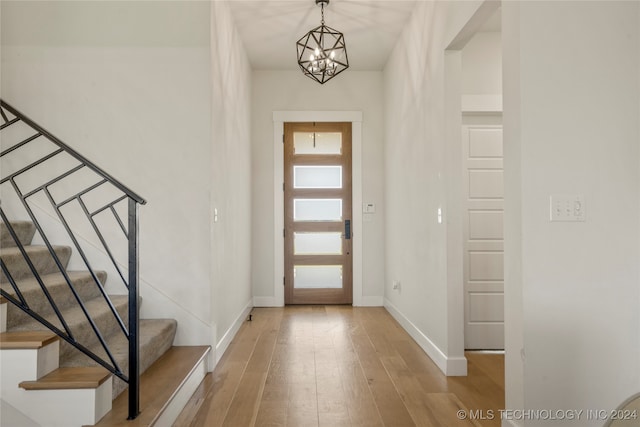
[
  {"x1": 20, "y1": 366, "x2": 111, "y2": 390},
  {"x1": 90, "y1": 346, "x2": 210, "y2": 427},
  {"x1": 0, "y1": 330, "x2": 59, "y2": 349}
]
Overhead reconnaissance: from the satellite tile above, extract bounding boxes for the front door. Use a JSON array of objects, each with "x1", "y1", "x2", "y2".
[{"x1": 284, "y1": 122, "x2": 352, "y2": 305}]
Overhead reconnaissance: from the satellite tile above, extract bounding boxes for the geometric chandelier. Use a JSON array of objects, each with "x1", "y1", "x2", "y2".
[{"x1": 296, "y1": 0, "x2": 349, "y2": 84}]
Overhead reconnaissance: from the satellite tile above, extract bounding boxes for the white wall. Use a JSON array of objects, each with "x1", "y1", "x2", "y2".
[
  {"x1": 462, "y1": 31, "x2": 502, "y2": 97},
  {"x1": 1, "y1": 1, "x2": 254, "y2": 356},
  {"x1": 1, "y1": 1, "x2": 213, "y2": 345},
  {"x1": 503, "y1": 2, "x2": 640, "y2": 426},
  {"x1": 251, "y1": 70, "x2": 385, "y2": 304},
  {"x1": 382, "y1": 0, "x2": 483, "y2": 375},
  {"x1": 461, "y1": 30, "x2": 502, "y2": 112},
  {"x1": 210, "y1": 2, "x2": 253, "y2": 359}
]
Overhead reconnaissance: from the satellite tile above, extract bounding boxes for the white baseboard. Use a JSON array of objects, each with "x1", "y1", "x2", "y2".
[
  {"x1": 356, "y1": 296, "x2": 384, "y2": 307},
  {"x1": 254, "y1": 295, "x2": 382, "y2": 307},
  {"x1": 215, "y1": 300, "x2": 253, "y2": 365},
  {"x1": 384, "y1": 299, "x2": 467, "y2": 376},
  {"x1": 447, "y1": 356, "x2": 468, "y2": 376},
  {"x1": 253, "y1": 296, "x2": 280, "y2": 307}
]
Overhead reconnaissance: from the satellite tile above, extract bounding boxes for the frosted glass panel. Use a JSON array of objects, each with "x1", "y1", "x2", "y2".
[
  {"x1": 294, "y1": 265, "x2": 342, "y2": 289},
  {"x1": 294, "y1": 166, "x2": 342, "y2": 189},
  {"x1": 294, "y1": 232, "x2": 342, "y2": 255},
  {"x1": 294, "y1": 132, "x2": 342, "y2": 155},
  {"x1": 294, "y1": 199, "x2": 342, "y2": 222}
]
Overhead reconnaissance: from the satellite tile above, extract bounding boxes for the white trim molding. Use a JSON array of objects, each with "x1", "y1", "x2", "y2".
[
  {"x1": 384, "y1": 299, "x2": 468, "y2": 376},
  {"x1": 253, "y1": 296, "x2": 278, "y2": 307},
  {"x1": 359, "y1": 296, "x2": 384, "y2": 307},
  {"x1": 272, "y1": 111, "x2": 368, "y2": 307},
  {"x1": 461, "y1": 94, "x2": 503, "y2": 113},
  {"x1": 215, "y1": 300, "x2": 252, "y2": 364}
]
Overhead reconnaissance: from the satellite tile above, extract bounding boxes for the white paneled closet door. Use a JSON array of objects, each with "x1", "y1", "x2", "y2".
[{"x1": 463, "y1": 116, "x2": 504, "y2": 350}]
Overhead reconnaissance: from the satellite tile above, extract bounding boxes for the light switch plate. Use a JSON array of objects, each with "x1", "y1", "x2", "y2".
[
  {"x1": 550, "y1": 195, "x2": 585, "y2": 222},
  {"x1": 363, "y1": 203, "x2": 376, "y2": 214}
]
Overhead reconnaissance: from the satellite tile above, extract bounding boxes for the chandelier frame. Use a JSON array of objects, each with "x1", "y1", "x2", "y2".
[{"x1": 296, "y1": 0, "x2": 349, "y2": 84}]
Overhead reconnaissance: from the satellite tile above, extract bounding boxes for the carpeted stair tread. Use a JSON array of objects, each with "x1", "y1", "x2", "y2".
[
  {"x1": 63, "y1": 318, "x2": 177, "y2": 398},
  {"x1": 2, "y1": 270, "x2": 107, "y2": 329},
  {"x1": 0, "y1": 245, "x2": 72, "y2": 282},
  {"x1": 10, "y1": 294, "x2": 129, "y2": 361},
  {"x1": 0, "y1": 220, "x2": 36, "y2": 248}
]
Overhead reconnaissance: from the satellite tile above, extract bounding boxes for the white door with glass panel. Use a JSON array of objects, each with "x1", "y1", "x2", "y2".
[
  {"x1": 463, "y1": 121, "x2": 504, "y2": 349},
  {"x1": 284, "y1": 122, "x2": 352, "y2": 305}
]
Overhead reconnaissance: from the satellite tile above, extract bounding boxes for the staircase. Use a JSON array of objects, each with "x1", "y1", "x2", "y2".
[
  {"x1": 0, "y1": 219, "x2": 210, "y2": 426},
  {"x1": 0, "y1": 100, "x2": 210, "y2": 426}
]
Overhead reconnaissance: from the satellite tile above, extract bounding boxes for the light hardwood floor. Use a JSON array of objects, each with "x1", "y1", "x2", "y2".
[{"x1": 174, "y1": 306, "x2": 504, "y2": 427}]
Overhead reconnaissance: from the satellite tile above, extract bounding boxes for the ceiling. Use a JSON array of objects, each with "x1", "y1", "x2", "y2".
[
  {"x1": 227, "y1": 1, "x2": 502, "y2": 72},
  {"x1": 226, "y1": 0, "x2": 418, "y2": 71}
]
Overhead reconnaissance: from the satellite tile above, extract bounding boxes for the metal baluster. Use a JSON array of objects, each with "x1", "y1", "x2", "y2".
[{"x1": 127, "y1": 197, "x2": 140, "y2": 420}]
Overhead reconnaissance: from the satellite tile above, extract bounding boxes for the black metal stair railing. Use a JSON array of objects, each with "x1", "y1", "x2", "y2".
[{"x1": 0, "y1": 99, "x2": 145, "y2": 420}]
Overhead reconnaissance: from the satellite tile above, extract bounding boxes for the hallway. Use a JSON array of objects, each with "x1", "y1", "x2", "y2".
[{"x1": 175, "y1": 306, "x2": 504, "y2": 427}]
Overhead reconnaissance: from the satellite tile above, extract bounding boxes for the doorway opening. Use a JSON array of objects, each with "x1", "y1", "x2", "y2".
[
  {"x1": 458, "y1": 7, "x2": 504, "y2": 351},
  {"x1": 444, "y1": 0, "x2": 503, "y2": 376}
]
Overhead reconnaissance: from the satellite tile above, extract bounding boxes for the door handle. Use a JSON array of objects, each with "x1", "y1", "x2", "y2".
[{"x1": 344, "y1": 219, "x2": 351, "y2": 240}]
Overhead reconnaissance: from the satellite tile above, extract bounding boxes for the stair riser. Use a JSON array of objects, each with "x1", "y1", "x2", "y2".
[
  {"x1": 0, "y1": 221, "x2": 36, "y2": 248},
  {"x1": 0, "y1": 335, "x2": 114, "y2": 426},
  {"x1": 6, "y1": 383, "x2": 112, "y2": 427},
  {"x1": 0, "y1": 303, "x2": 6, "y2": 333},
  {"x1": 1, "y1": 246, "x2": 72, "y2": 283},
  {"x1": 0, "y1": 342, "x2": 60, "y2": 383},
  {"x1": 4, "y1": 272, "x2": 107, "y2": 330}
]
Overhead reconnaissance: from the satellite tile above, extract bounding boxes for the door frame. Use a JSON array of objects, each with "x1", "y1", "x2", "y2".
[{"x1": 272, "y1": 111, "x2": 363, "y2": 307}]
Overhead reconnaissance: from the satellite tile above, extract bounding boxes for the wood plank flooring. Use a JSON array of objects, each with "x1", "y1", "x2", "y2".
[{"x1": 174, "y1": 306, "x2": 504, "y2": 427}]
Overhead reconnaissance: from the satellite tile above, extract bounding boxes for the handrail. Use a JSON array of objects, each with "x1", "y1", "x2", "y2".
[
  {"x1": 0, "y1": 99, "x2": 144, "y2": 420},
  {"x1": 0, "y1": 100, "x2": 146, "y2": 205}
]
